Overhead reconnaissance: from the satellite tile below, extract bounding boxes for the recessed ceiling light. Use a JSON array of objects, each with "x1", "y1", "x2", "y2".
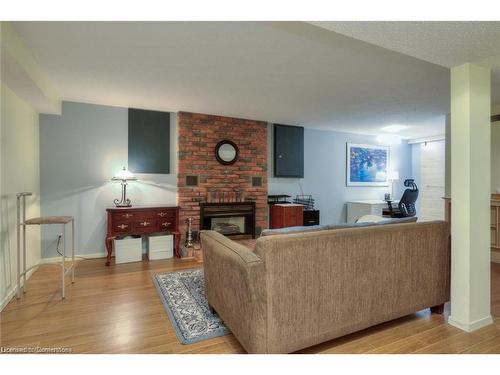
[{"x1": 381, "y1": 124, "x2": 407, "y2": 133}]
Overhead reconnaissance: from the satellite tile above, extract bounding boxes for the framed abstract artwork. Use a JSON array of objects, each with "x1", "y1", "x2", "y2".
[{"x1": 346, "y1": 143, "x2": 389, "y2": 186}]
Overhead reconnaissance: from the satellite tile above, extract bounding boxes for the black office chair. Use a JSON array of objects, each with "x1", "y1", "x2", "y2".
[{"x1": 383, "y1": 179, "x2": 419, "y2": 218}]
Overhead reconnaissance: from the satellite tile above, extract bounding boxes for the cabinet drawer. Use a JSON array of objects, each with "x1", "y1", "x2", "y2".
[
  {"x1": 113, "y1": 221, "x2": 133, "y2": 234},
  {"x1": 154, "y1": 210, "x2": 176, "y2": 219},
  {"x1": 159, "y1": 219, "x2": 176, "y2": 231},
  {"x1": 136, "y1": 210, "x2": 176, "y2": 220},
  {"x1": 133, "y1": 219, "x2": 159, "y2": 232},
  {"x1": 113, "y1": 212, "x2": 137, "y2": 221}
]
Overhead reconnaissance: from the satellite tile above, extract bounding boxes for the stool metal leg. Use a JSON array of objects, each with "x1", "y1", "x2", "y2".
[
  {"x1": 22, "y1": 195, "x2": 27, "y2": 293},
  {"x1": 71, "y1": 219, "x2": 75, "y2": 283},
  {"x1": 16, "y1": 197, "x2": 21, "y2": 299},
  {"x1": 61, "y1": 223, "x2": 65, "y2": 299}
]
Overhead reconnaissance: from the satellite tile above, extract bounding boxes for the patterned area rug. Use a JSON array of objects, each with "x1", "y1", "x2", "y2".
[{"x1": 153, "y1": 268, "x2": 230, "y2": 344}]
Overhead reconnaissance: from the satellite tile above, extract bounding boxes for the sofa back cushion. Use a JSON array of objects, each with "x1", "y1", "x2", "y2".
[{"x1": 260, "y1": 216, "x2": 417, "y2": 237}]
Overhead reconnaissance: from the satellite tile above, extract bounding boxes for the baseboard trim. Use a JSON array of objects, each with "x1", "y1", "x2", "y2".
[
  {"x1": 0, "y1": 267, "x2": 38, "y2": 312},
  {"x1": 448, "y1": 315, "x2": 494, "y2": 332},
  {"x1": 41, "y1": 252, "x2": 107, "y2": 264}
]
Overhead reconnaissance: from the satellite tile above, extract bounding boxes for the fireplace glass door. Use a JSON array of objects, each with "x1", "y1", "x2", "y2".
[
  {"x1": 200, "y1": 202, "x2": 256, "y2": 238},
  {"x1": 210, "y1": 216, "x2": 245, "y2": 235}
]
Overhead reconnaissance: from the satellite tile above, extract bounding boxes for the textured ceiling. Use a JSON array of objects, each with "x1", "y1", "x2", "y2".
[
  {"x1": 11, "y1": 21, "x2": 451, "y2": 138},
  {"x1": 311, "y1": 21, "x2": 500, "y2": 104}
]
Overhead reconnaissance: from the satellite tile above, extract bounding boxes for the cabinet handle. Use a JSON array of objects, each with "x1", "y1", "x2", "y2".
[
  {"x1": 122, "y1": 213, "x2": 133, "y2": 218},
  {"x1": 162, "y1": 222, "x2": 171, "y2": 227},
  {"x1": 157, "y1": 212, "x2": 168, "y2": 217},
  {"x1": 140, "y1": 221, "x2": 150, "y2": 227},
  {"x1": 117, "y1": 224, "x2": 128, "y2": 230}
]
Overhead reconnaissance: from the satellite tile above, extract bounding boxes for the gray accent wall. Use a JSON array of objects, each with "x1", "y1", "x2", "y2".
[
  {"x1": 40, "y1": 101, "x2": 177, "y2": 258},
  {"x1": 268, "y1": 124, "x2": 413, "y2": 224}
]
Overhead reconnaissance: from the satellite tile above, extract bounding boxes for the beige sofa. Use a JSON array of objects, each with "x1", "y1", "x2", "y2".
[{"x1": 201, "y1": 221, "x2": 450, "y2": 353}]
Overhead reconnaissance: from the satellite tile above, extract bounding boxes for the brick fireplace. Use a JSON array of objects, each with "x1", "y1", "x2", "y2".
[{"x1": 177, "y1": 112, "x2": 268, "y2": 243}]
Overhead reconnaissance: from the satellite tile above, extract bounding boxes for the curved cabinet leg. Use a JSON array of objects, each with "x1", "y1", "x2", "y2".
[
  {"x1": 174, "y1": 231, "x2": 181, "y2": 258},
  {"x1": 105, "y1": 237, "x2": 113, "y2": 266}
]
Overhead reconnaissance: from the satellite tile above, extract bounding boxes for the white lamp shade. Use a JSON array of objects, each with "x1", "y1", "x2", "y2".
[
  {"x1": 112, "y1": 166, "x2": 137, "y2": 181},
  {"x1": 388, "y1": 170, "x2": 399, "y2": 181}
]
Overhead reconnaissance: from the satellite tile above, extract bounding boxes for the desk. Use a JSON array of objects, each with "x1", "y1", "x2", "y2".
[
  {"x1": 346, "y1": 200, "x2": 399, "y2": 223},
  {"x1": 105, "y1": 205, "x2": 180, "y2": 265}
]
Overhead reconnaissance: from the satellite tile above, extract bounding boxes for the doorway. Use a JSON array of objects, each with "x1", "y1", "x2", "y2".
[{"x1": 419, "y1": 140, "x2": 446, "y2": 221}]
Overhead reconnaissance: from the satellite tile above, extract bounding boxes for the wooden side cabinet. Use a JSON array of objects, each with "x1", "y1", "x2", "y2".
[
  {"x1": 270, "y1": 204, "x2": 304, "y2": 229},
  {"x1": 105, "y1": 205, "x2": 180, "y2": 266}
]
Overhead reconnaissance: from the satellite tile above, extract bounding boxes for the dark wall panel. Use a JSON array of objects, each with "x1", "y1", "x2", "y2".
[
  {"x1": 274, "y1": 124, "x2": 304, "y2": 178},
  {"x1": 128, "y1": 108, "x2": 170, "y2": 174}
]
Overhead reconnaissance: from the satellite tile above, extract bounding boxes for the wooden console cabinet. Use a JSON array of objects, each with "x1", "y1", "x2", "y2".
[
  {"x1": 105, "y1": 205, "x2": 180, "y2": 266},
  {"x1": 270, "y1": 204, "x2": 304, "y2": 229}
]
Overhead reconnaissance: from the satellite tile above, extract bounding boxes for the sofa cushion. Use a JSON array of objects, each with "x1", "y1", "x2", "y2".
[
  {"x1": 260, "y1": 216, "x2": 417, "y2": 237},
  {"x1": 375, "y1": 216, "x2": 418, "y2": 225},
  {"x1": 356, "y1": 214, "x2": 386, "y2": 223}
]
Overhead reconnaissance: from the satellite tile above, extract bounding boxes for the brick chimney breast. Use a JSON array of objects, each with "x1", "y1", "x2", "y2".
[{"x1": 177, "y1": 112, "x2": 268, "y2": 243}]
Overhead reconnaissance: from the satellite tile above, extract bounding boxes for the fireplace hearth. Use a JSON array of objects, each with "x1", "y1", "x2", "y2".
[{"x1": 200, "y1": 202, "x2": 256, "y2": 238}]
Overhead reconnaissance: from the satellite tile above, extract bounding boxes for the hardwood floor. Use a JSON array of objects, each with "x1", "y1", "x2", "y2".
[{"x1": 1, "y1": 253, "x2": 500, "y2": 354}]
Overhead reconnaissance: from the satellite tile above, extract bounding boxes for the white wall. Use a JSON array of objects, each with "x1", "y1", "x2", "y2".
[
  {"x1": 1, "y1": 84, "x2": 41, "y2": 309},
  {"x1": 39, "y1": 101, "x2": 177, "y2": 258},
  {"x1": 268, "y1": 124, "x2": 413, "y2": 224},
  {"x1": 491, "y1": 104, "x2": 500, "y2": 193},
  {"x1": 445, "y1": 113, "x2": 451, "y2": 198},
  {"x1": 411, "y1": 143, "x2": 422, "y2": 215}
]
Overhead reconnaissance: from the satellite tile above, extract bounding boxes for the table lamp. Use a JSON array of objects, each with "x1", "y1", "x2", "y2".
[
  {"x1": 111, "y1": 166, "x2": 138, "y2": 207},
  {"x1": 388, "y1": 170, "x2": 400, "y2": 200}
]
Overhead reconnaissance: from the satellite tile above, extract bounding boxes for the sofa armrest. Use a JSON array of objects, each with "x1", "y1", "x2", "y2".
[{"x1": 200, "y1": 230, "x2": 267, "y2": 353}]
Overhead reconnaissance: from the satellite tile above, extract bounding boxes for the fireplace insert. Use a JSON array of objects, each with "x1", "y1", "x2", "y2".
[{"x1": 200, "y1": 202, "x2": 256, "y2": 238}]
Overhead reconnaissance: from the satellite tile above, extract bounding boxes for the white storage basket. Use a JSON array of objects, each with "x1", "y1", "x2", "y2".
[
  {"x1": 114, "y1": 237, "x2": 142, "y2": 264},
  {"x1": 148, "y1": 234, "x2": 174, "y2": 260}
]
